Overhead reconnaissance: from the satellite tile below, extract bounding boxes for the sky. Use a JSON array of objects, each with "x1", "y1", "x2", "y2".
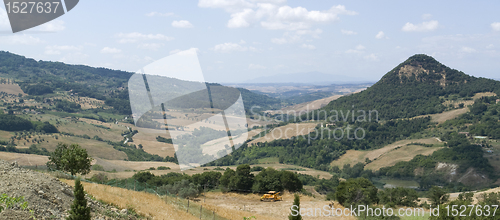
[{"x1": 0, "y1": 0, "x2": 499, "y2": 83}]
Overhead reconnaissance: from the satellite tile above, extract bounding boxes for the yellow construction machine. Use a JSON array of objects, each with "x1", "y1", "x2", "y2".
[{"x1": 260, "y1": 191, "x2": 282, "y2": 202}]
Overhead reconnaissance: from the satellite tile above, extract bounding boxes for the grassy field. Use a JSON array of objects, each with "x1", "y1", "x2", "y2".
[
  {"x1": 365, "y1": 144, "x2": 444, "y2": 170},
  {"x1": 277, "y1": 94, "x2": 344, "y2": 114},
  {"x1": 412, "y1": 92, "x2": 497, "y2": 124},
  {"x1": 61, "y1": 179, "x2": 200, "y2": 220},
  {"x1": 61, "y1": 178, "x2": 356, "y2": 220},
  {"x1": 0, "y1": 83, "x2": 25, "y2": 95},
  {"x1": 0, "y1": 152, "x2": 48, "y2": 166},
  {"x1": 331, "y1": 138, "x2": 443, "y2": 170}
]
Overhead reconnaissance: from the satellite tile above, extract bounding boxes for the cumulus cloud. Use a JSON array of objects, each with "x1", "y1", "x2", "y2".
[
  {"x1": 341, "y1": 29, "x2": 357, "y2": 35},
  {"x1": 491, "y1": 22, "x2": 500, "y2": 31},
  {"x1": 271, "y1": 32, "x2": 301, "y2": 44},
  {"x1": 145, "y1": 12, "x2": 175, "y2": 17},
  {"x1": 45, "y1": 45, "x2": 82, "y2": 55},
  {"x1": 100, "y1": 47, "x2": 122, "y2": 54},
  {"x1": 199, "y1": 1, "x2": 357, "y2": 31},
  {"x1": 116, "y1": 32, "x2": 174, "y2": 43},
  {"x1": 198, "y1": 0, "x2": 254, "y2": 13},
  {"x1": 422, "y1": 14, "x2": 432, "y2": 20},
  {"x1": 345, "y1": 44, "x2": 365, "y2": 54},
  {"x1": 375, "y1": 31, "x2": 387, "y2": 39},
  {"x1": 402, "y1": 20, "x2": 439, "y2": 32},
  {"x1": 172, "y1": 20, "x2": 194, "y2": 28},
  {"x1": 248, "y1": 63, "x2": 266, "y2": 69},
  {"x1": 38, "y1": 20, "x2": 65, "y2": 32},
  {"x1": 213, "y1": 42, "x2": 256, "y2": 52},
  {"x1": 0, "y1": 34, "x2": 42, "y2": 45},
  {"x1": 301, "y1": 44, "x2": 315, "y2": 49}
]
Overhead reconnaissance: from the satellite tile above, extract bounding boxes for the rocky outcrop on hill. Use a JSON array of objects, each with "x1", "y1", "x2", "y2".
[{"x1": 0, "y1": 160, "x2": 137, "y2": 220}]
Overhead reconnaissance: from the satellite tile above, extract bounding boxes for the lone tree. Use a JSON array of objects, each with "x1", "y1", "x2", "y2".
[
  {"x1": 67, "y1": 177, "x2": 91, "y2": 220},
  {"x1": 289, "y1": 194, "x2": 302, "y2": 220},
  {"x1": 47, "y1": 143, "x2": 92, "y2": 176},
  {"x1": 428, "y1": 186, "x2": 449, "y2": 206},
  {"x1": 335, "y1": 177, "x2": 379, "y2": 207}
]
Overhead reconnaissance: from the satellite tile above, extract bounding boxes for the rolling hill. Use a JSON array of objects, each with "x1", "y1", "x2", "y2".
[{"x1": 314, "y1": 54, "x2": 500, "y2": 121}]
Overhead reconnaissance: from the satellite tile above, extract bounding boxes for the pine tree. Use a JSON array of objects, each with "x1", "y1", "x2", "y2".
[
  {"x1": 67, "y1": 177, "x2": 91, "y2": 220},
  {"x1": 289, "y1": 194, "x2": 302, "y2": 220}
]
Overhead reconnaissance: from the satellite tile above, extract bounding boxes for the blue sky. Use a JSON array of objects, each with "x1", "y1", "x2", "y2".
[{"x1": 1, "y1": 0, "x2": 499, "y2": 83}]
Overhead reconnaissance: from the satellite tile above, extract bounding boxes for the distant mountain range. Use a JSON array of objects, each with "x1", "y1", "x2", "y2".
[{"x1": 243, "y1": 71, "x2": 371, "y2": 85}]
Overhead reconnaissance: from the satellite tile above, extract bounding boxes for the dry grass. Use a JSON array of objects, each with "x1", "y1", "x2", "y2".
[
  {"x1": 0, "y1": 152, "x2": 48, "y2": 166},
  {"x1": 202, "y1": 191, "x2": 356, "y2": 220},
  {"x1": 414, "y1": 92, "x2": 497, "y2": 124},
  {"x1": 61, "y1": 179, "x2": 199, "y2": 220},
  {"x1": 278, "y1": 95, "x2": 343, "y2": 114},
  {"x1": 34, "y1": 134, "x2": 128, "y2": 160},
  {"x1": 61, "y1": 179, "x2": 354, "y2": 220},
  {"x1": 0, "y1": 83, "x2": 25, "y2": 95},
  {"x1": 365, "y1": 144, "x2": 443, "y2": 170},
  {"x1": 249, "y1": 123, "x2": 317, "y2": 144},
  {"x1": 331, "y1": 138, "x2": 442, "y2": 170}
]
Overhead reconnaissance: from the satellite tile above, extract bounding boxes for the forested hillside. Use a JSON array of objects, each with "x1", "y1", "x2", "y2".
[
  {"x1": 0, "y1": 51, "x2": 282, "y2": 114},
  {"x1": 312, "y1": 54, "x2": 500, "y2": 121}
]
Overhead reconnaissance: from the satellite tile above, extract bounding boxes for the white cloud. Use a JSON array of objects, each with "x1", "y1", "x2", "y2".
[
  {"x1": 402, "y1": 20, "x2": 439, "y2": 32},
  {"x1": 487, "y1": 44, "x2": 495, "y2": 49},
  {"x1": 0, "y1": 34, "x2": 42, "y2": 45},
  {"x1": 422, "y1": 14, "x2": 432, "y2": 20},
  {"x1": 199, "y1": 1, "x2": 356, "y2": 31},
  {"x1": 100, "y1": 47, "x2": 122, "y2": 54},
  {"x1": 172, "y1": 20, "x2": 194, "y2": 28},
  {"x1": 364, "y1": 54, "x2": 378, "y2": 61},
  {"x1": 213, "y1": 42, "x2": 256, "y2": 52},
  {"x1": 301, "y1": 44, "x2": 315, "y2": 50},
  {"x1": 146, "y1": 12, "x2": 175, "y2": 17},
  {"x1": 198, "y1": 0, "x2": 254, "y2": 13},
  {"x1": 461, "y1": 47, "x2": 476, "y2": 53},
  {"x1": 375, "y1": 31, "x2": 387, "y2": 39},
  {"x1": 491, "y1": 22, "x2": 500, "y2": 31},
  {"x1": 228, "y1": 8, "x2": 255, "y2": 28},
  {"x1": 259, "y1": 5, "x2": 356, "y2": 31},
  {"x1": 345, "y1": 44, "x2": 365, "y2": 54},
  {"x1": 116, "y1": 32, "x2": 174, "y2": 43},
  {"x1": 271, "y1": 32, "x2": 302, "y2": 44},
  {"x1": 38, "y1": 20, "x2": 65, "y2": 32},
  {"x1": 137, "y1": 43, "x2": 164, "y2": 51},
  {"x1": 341, "y1": 29, "x2": 357, "y2": 35},
  {"x1": 248, "y1": 63, "x2": 266, "y2": 69},
  {"x1": 45, "y1": 45, "x2": 82, "y2": 55}
]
